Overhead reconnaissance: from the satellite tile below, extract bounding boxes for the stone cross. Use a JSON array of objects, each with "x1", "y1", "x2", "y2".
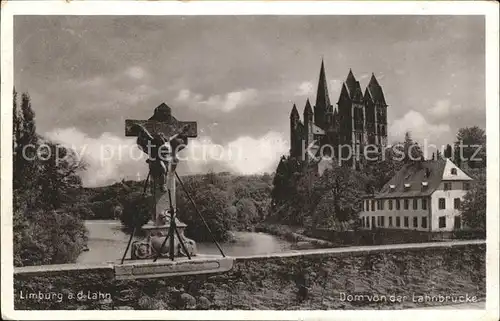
[{"x1": 125, "y1": 103, "x2": 197, "y2": 227}]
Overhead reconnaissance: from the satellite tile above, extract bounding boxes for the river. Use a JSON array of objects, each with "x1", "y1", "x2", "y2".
[{"x1": 77, "y1": 220, "x2": 294, "y2": 263}]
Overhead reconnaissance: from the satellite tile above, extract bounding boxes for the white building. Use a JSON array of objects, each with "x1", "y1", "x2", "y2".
[{"x1": 360, "y1": 158, "x2": 473, "y2": 232}]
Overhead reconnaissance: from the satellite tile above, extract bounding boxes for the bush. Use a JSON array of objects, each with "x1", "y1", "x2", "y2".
[
  {"x1": 178, "y1": 184, "x2": 235, "y2": 242},
  {"x1": 14, "y1": 208, "x2": 88, "y2": 266},
  {"x1": 120, "y1": 191, "x2": 153, "y2": 230}
]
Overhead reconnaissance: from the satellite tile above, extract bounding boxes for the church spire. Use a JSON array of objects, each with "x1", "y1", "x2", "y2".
[
  {"x1": 304, "y1": 98, "x2": 313, "y2": 118},
  {"x1": 367, "y1": 72, "x2": 387, "y2": 105},
  {"x1": 290, "y1": 103, "x2": 299, "y2": 119},
  {"x1": 315, "y1": 59, "x2": 331, "y2": 110}
]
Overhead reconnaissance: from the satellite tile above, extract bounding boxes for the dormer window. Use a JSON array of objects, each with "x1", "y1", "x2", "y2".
[
  {"x1": 404, "y1": 183, "x2": 411, "y2": 189},
  {"x1": 389, "y1": 184, "x2": 395, "y2": 192},
  {"x1": 451, "y1": 168, "x2": 457, "y2": 175},
  {"x1": 421, "y1": 181, "x2": 429, "y2": 191}
]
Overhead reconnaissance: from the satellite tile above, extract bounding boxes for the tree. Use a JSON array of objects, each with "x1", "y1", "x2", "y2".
[
  {"x1": 14, "y1": 208, "x2": 88, "y2": 266},
  {"x1": 363, "y1": 147, "x2": 404, "y2": 193},
  {"x1": 460, "y1": 169, "x2": 486, "y2": 231},
  {"x1": 13, "y1": 91, "x2": 40, "y2": 208},
  {"x1": 444, "y1": 144, "x2": 453, "y2": 159},
  {"x1": 12, "y1": 91, "x2": 89, "y2": 266},
  {"x1": 400, "y1": 131, "x2": 424, "y2": 162},
  {"x1": 119, "y1": 192, "x2": 152, "y2": 230},
  {"x1": 454, "y1": 126, "x2": 486, "y2": 169},
  {"x1": 270, "y1": 156, "x2": 304, "y2": 210},
  {"x1": 310, "y1": 165, "x2": 366, "y2": 229},
  {"x1": 177, "y1": 184, "x2": 235, "y2": 242},
  {"x1": 37, "y1": 141, "x2": 86, "y2": 210}
]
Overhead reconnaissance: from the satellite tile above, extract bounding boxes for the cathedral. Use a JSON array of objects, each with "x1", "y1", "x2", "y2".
[{"x1": 290, "y1": 60, "x2": 389, "y2": 169}]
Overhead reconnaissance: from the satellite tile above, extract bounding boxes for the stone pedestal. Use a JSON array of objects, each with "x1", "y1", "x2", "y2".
[{"x1": 130, "y1": 217, "x2": 197, "y2": 260}]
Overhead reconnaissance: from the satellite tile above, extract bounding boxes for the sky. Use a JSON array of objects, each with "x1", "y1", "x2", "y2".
[{"x1": 14, "y1": 15, "x2": 485, "y2": 187}]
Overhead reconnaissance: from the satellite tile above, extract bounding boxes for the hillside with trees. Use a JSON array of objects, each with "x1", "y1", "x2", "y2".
[{"x1": 76, "y1": 172, "x2": 274, "y2": 242}]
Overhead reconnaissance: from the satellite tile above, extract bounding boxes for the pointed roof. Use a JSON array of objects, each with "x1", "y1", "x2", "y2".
[
  {"x1": 290, "y1": 103, "x2": 299, "y2": 119},
  {"x1": 344, "y1": 69, "x2": 363, "y2": 101},
  {"x1": 304, "y1": 98, "x2": 313, "y2": 117},
  {"x1": 366, "y1": 73, "x2": 387, "y2": 105},
  {"x1": 315, "y1": 59, "x2": 331, "y2": 110}
]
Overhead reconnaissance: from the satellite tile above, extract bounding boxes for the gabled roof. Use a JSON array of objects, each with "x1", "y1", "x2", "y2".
[
  {"x1": 372, "y1": 159, "x2": 472, "y2": 199},
  {"x1": 366, "y1": 73, "x2": 387, "y2": 105},
  {"x1": 312, "y1": 124, "x2": 326, "y2": 135}
]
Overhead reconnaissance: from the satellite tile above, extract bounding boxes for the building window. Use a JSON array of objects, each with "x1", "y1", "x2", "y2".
[
  {"x1": 371, "y1": 200, "x2": 375, "y2": 211},
  {"x1": 404, "y1": 216, "x2": 409, "y2": 227},
  {"x1": 454, "y1": 216, "x2": 461, "y2": 229},
  {"x1": 439, "y1": 216, "x2": 446, "y2": 228},
  {"x1": 365, "y1": 200, "x2": 369, "y2": 211},
  {"x1": 366, "y1": 216, "x2": 370, "y2": 228},
  {"x1": 396, "y1": 217, "x2": 401, "y2": 227},
  {"x1": 444, "y1": 182, "x2": 452, "y2": 191},
  {"x1": 413, "y1": 217, "x2": 418, "y2": 228},
  {"x1": 404, "y1": 199, "x2": 409, "y2": 210},
  {"x1": 389, "y1": 200, "x2": 393, "y2": 210},
  {"x1": 422, "y1": 198, "x2": 428, "y2": 210},
  {"x1": 389, "y1": 216, "x2": 393, "y2": 227},
  {"x1": 381, "y1": 216, "x2": 385, "y2": 227},
  {"x1": 396, "y1": 199, "x2": 401, "y2": 210},
  {"x1": 377, "y1": 216, "x2": 380, "y2": 226},
  {"x1": 439, "y1": 198, "x2": 446, "y2": 209},
  {"x1": 451, "y1": 168, "x2": 457, "y2": 175},
  {"x1": 454, "y1": 198, "x2": 461, "y2": 209},
  {"x1": 380, "y1": 200, "x2": 385, "y2": 210},
  {"x1": 413, "y1": 199, "x2": 418, "y2": 210},
  {"x1": 463, "y1": 182, "x2": 471, "y2": 190},
  {"x1": 421, "y1": 217, "x2": 428, "y2": 228},
  {"x1": 371, "y1": 216, "x2": 376, "y2": 228}
]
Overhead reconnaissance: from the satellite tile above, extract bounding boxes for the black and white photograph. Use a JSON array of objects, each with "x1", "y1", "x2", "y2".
[{"x1": 1, "y1": 1, "x2": 499, "y2": 320}]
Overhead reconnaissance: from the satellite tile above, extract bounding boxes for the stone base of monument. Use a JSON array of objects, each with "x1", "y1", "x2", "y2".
[
  {"x1": 131, "y1": 219, "x2": 197, "y2": 260},
  {"x1": 114, "y1": 256, "x2": 234, "y2": 280}
]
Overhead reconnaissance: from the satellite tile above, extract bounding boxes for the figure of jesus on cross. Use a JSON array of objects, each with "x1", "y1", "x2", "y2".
[{"x1": 124, "y1": 102, "x2": 197, "y2": 260}]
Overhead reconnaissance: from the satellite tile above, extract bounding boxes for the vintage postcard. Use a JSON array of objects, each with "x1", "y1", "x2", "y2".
[{"x1": 1, "y1": 1, "x2": 499, "y2": 320}]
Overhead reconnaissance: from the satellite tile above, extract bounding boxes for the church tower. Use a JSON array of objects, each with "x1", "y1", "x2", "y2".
[
  {"x1": 290, "y1": 103, "x2": 302, "y2": 157},
  {"x1": 364, "y1": 73, "x2": 388, "y2": 147},
  {"x1": 304, "y1": 99, "x2": 314, "y2": 161},
  {"x1": 337, "y1": 69, "x2": 365, "y2": 167}
]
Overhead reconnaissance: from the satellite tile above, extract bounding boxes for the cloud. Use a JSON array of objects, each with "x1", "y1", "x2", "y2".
[
  {"x1": 45, "y1": 127, "x2": 287, "y2": 187},
  {"x1": 125, "y1": 66, "x2": 146, "y2": 80},
  {"x1": 45, "y1": 127, "x2": 147, "y2": 187},
  {"x1": 389, "y1": 110, "x2": 451, "y2": 145},
  {"x1": 296, "y1": 81, "x2": 314, "y2": 96},
  {"x1": 175, "y1": 88, "x2": 258, "y2": 112},
  {"x1": 427, "y1": 99, "x2": 465, "y2": 118},
  {"x1": 180, "y1": 131, "x2": 288, "y2": 175}
]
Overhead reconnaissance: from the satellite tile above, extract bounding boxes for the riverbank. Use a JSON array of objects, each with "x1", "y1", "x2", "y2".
[{"x1": 254, "y1": 223, "x2": 335, "y2": 249}]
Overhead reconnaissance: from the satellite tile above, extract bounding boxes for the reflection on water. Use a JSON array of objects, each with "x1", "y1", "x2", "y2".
[{"x1": 77, "y1": 220, "x2": 293, "y2": 264}]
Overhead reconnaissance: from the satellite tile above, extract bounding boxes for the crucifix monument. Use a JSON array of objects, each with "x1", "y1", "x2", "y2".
[{"x1": 124, "y1": 102, "x2": 198, "y2": 260}]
